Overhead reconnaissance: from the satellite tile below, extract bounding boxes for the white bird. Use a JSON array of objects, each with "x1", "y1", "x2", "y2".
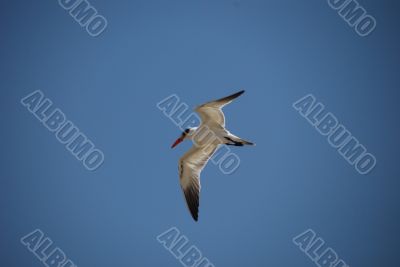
[{"x1": 171, "y1": 90, "x2": 254, "y2": 221}]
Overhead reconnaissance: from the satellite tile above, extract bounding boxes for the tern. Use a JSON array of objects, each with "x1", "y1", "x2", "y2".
[{"x1": 171, "y1": 90, "x2": 254, "y2": 221}]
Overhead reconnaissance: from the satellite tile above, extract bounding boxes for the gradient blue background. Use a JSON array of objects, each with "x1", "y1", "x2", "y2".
[{"x1": 1, "y1": 0, "x2": 399, "y2": 266}]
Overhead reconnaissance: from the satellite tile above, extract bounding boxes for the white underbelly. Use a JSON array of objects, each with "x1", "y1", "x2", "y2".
[{"x1": 192, "y1": 124, "x2": 228, "y2": 147}]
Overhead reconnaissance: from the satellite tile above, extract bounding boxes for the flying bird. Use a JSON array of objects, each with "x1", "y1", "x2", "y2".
[{"x1": 171, "y1": 90, "x2": 254, "y2": 221}]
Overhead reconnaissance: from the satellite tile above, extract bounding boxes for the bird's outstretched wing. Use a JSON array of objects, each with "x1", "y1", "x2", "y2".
[
  {"x1": 195, "y1": 90, "x2": 245, "y2": 127},
  {"x1": 179, "y1": 143, "x2": 219, "y2": 221}
]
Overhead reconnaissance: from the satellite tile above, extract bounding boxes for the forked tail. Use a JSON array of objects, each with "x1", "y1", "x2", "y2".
[
  {"x1": 239, "y1": 138, "x2": 255, "y2": 146},
  {"x1": 225, "y1": 136, "x2": 255, "y2": 146}
]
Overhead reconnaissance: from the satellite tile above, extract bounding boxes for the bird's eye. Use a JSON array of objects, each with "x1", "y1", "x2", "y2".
[{"x1": 184, "y1": 129, "x2": 190, "y2": 134}]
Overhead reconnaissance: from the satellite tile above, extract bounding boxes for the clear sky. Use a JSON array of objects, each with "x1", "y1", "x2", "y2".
[{"x1": 1, "y1": 0, "x2": 399, "y2": 266}]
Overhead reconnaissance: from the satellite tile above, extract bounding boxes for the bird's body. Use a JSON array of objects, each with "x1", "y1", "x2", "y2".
[{"x1": 171, "y1": 90, "x2": 254, "y2": 221}]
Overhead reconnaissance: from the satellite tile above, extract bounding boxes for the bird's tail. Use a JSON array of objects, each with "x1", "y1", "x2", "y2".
[
  {"x1": 225, "y1": 136, "x2": 255, "y2": 146},
  {"x1": 239, "y1": 138, "x2": 255, "y2": 146}
]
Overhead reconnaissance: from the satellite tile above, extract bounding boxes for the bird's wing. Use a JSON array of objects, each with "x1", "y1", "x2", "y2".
[
  {"x1": 195, "y1": 90, "x2": 245, "y2": 127},
  {"x1": 179, "y1": 143, "x2": 220, "y2": 221}
]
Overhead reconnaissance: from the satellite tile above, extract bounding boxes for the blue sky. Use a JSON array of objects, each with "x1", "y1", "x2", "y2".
[{"x1": 1, "y1": 0, "x2": 399, "y2": 266}]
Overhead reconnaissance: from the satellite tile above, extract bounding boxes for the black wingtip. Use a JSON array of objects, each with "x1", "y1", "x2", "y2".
[
  {"x1": 188, "y1": 210, "x2": 198, "y2": 221},
  {"x1": 190, "y1": 208, "x2": 199, "y2": 221},
  {"x1": 234, "y1": 89, "x2": 245, "y2": 97},
  {"x1": 221, "y1": 90, "x2": 245, "y2": 102},
  {"x1": 184, "y1": 189, "x2": 200, "y2": 222}
]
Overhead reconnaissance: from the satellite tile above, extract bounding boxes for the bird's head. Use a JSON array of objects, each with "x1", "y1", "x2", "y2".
[{"x1": 171, "y1": 128, "x2": 197, "y2": 148}]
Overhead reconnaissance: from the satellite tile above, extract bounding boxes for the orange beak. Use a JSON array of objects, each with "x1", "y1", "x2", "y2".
[{"x1": 171, "y1": 137, "x2": 183, "y2": 148}]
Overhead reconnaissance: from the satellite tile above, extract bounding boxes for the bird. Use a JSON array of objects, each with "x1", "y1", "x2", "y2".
[{"x1": 171, "y1": 90, "x2": 254, "y2": 221}]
